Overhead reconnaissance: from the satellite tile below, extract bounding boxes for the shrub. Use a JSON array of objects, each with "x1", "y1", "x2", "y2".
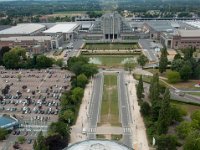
[
  {"x1": 140, "y1": 101, "x2": 151, "y2": 117},
  {"x1": 17, "y1": 136, "x2": 25, "y2": 144},
  {"x1": 167, "y1": 71, "x2": 181, "y2": 83}
]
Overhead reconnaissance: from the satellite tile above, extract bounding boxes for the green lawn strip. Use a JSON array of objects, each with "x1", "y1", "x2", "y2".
[
  {"x1": 100, "y1": 74, "x2": 120, "y2": 126},
  {"x1": 171, "y1": 100, "x2": 200, "y2": 115},
  {"x1": 187, "y1": 92, "x2": 200, "y2": 97},
  {"x1": 84, "y1": 43, "x2": 139, "y2": 50},
  {"x1": 111, "y1": 134, "x2": 123, "y2": 141},
  {"x1": 133, "y1": 74, "x2": 168, "y2": 88},
  {"x1": 96, "y1": 134, "x2": 106, "y2": 139}
]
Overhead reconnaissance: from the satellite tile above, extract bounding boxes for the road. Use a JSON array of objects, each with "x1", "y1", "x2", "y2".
[
  {"x1": 142, "y1": 82, "x2": 200, "y2": 104},
  {"x1": 118, "y1": 71, "x2": 133, "y2": 148},
  {"x1": 87, "y1": 72, "x2": 104, "y2": 139},
  {"x1": 63, "y1": 39, "x2": 84, "y2": 64},
  {"x1": 139, "y1": 39, "x2": 158, "y2": 62}
]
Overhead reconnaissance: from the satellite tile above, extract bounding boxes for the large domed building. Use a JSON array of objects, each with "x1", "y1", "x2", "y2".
[{"x1": 64, "y1": 140, "x2": 133, "y2": 150}]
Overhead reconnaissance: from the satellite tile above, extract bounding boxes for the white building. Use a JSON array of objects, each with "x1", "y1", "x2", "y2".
[
  {"x1": 0, "y1": 23, "x2": 46, "y2": 37},
  {"x1": 43, "y1": 23, "x2": 80, "y2": 48}
]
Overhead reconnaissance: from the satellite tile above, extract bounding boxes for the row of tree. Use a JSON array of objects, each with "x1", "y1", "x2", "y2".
[
  {"x1": 159, "y1": 47, "x2": 200, "y2": 82},
  {"x1": 136, "y1": 74, "x2": 188, "y2": 149},
  {"x1": 34, "y1": 57, "x2": 98, "y2": 150},
  {"x1": 0, "y1": 46, "x2": 64, "y2": 69}
]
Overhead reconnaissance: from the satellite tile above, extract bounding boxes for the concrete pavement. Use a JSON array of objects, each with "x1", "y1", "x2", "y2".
[
  {"x1": 118, "y1": 71, "x2": 133, "y2": 148},
  {"x1": 87, "y1": 72, "x2": 104, "y2": 139}
]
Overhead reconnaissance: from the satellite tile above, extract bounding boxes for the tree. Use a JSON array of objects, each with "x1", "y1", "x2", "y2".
[
  {"x1": 0, "y1": 128, "x2": 8, "y2": 140},
  {"x1": 137, "y1": 54, "x2": 148, "y2": 68},
  {"x1": 0, "y1": 46, "x2": 10, "y2": 65},
  {"x1": 124, "y1": 61, "x2": 135, "y2": 74},
  {"x1": 60, "y1": 94, "x2": 69, "y2": 110},
  {"x1": 171, "y1": 59, "x2": 184, "y2": 72},
  {"x1": 191, "y1": 110, "x2": 200, "y2": 125},
  {"x1": 140, "y1": 101, "x2": 151, "y2": 116},
  {"x1": 136, "y1": 75, "x2": 144, "y2": 100},
  {"x1": 182, "y1": 47, "x2": 195, "y2": 60},
  {"x1": 149, "y1": 74, "x2": 159, "y2": 100},
  {"x1": 17, "y1": 136, "x2": 25, "y2": 144},
  {"x1": 68, "y1": 57, "x2": 98, "y2": 78},
  {"x1": 170, "y1": 104, "x2": 187, "y2": 122},
  {"x1": 71, "y1": 87, "x2": 84, "y2": 104},
  {"x1": 3, "y1": 50, "x2": 20, "y2": 69},
  {"x1": 34, "y1": 131, "x2": 48, "y2": 150},
  {"x1": 86, "y1": 11, "x2": 103, "y2": 18},
  {"x1": 48, "y1": 122, "x2": 71, "y2": 138},
  {"x1": 36, "y1": 55, "x2": 54, "y2": 69},
  {"x1": 17, "y1": 74, "x2": 22, "y2": 82},
  {"x1": 156, "y1": 135, "x2": 177, "y2": 150},
  {"x1": 173, "y1": 53, "x2": 182, "y2": 60},
  {"x1": 60, "y1": 109, "x2": 75, "y2": 124},
  {"x1": 176, "y1": 121, "x2": 194, "y2": 139},
  {"x1": 167, "y1": 71, "x2": 180, "y2": 83},
  {"x1": 1, "y1": 85, "x2": 10, "y2": 95},
  {"x1": 2, "y1": 47, "x2": 27, "y2": 69},
  {"x1": 77, "y1": 74, "x2": 88, "y2": 88},
  {"x1": 54, "y1": 58, "x2": 63, "y2": 67},
  {"x1": 149, "y1": 74, "x2": 161, "y2": 121},
  {"x1": 45, "y1": 134, "x2": 68, "y2": 150},
  {"x1": 157, "y1": 88, "x2": 171, "y2": 135},
  {"x1": 82, "y1": 64, "x2": 98, "y2": 78},
  {"x1": 193, "y1": 64, "x2": 200, "y2": 79},
  {"x1": 159, "y1": 47, "x2": 168, "y2": 73},
  {"x1": 180, "y1": 64, "x2": 192, "y2": 81},
  {"x1": 184, "y1": 131, "x2": 200, "y2": 150}
]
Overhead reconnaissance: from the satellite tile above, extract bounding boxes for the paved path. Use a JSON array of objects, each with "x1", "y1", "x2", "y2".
[
  {"x1": 139, "y1": 39, "x2": 158, "y2": 62},
  {"x1": 96, "y1": 127, "x2": 123, "y2": 134},
  {"x1": 134, "y1": 68, "x2": 200, "y2": 104},
  {"x1": 118, "y1": 71, "x2": 133, "y2": 148},
  {"x1": 87, "y1": 73, "x2": 104, "y2": 139}
]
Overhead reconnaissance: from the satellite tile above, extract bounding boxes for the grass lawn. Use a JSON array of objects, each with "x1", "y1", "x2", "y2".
[
  {"x1": 111, "y1": 134, "x2": 123, "y2": 141},
  {"x1": 53, "y1": 50, "x2": 63, "y2": 56},
  {"x1": 96, "y1": 134, "x2": 105, "y2": 139},
  {"x1": 84, "y1": 43, "x2": 139, "y2": 50},
  {"x1": 171, "y1": 101, "x2": 200, "y2": 116},
  {"x1": 145, "y1": 68, "x2": 171, "y2": 78},
  {"x1": 187, "y1": 92, "x2": 200, "y2": 97},
  {"x1": 100, "y1": 74, "x2": 120, "y2": 126},
  {"x1": 83, "y1": 55, "x2": 137, "y2": 67},
  {"x1": 170, "y1": 80, "x2": 200, "y2": 90}
]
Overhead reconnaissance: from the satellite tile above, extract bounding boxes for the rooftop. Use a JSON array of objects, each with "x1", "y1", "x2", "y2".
[
  {"x1": 0, "y1": 115, "x2": 18, "y2": 129},
  {"x1": 43, "y1": 23, "x2": 79, "y2": 34},
  {"x1": 65, "y1": 140, "x2": 133, "y2": 150},
  {"x1": 185, "y1": 21, "x2": 200, "y2": 29},
  {"x1": 177, "y1": 29, "x2": 200, "y2": 37},
  {"x1": 145, "y1": 20, "x2": 175, "y2": 32},
  {"x1": 0, "y1": 36, "x2": 52, "y2": 42},
  {"x1": 0, "y1": 24, "x2": 45, "y2": 35}
]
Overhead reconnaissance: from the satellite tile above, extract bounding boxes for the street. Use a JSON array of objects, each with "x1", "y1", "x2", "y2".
[
  {"x1": 139, "y1": 39, "x2": 159, "y2": 62},
  {"x1": 118, "y1": 71, "x2": 133, "y2": 148},
  {"x1": 87, "y1": 72, "x2": 104, "y2": 139}
]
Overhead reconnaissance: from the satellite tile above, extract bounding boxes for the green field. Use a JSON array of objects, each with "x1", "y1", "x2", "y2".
[
  {"x1": 100, "y1": 74, "x2": 120, "y2": 126},
  {"x1": 84, "y1": 43, "x2": 139, "y2": 50},
  {"x1": 84, "y1": 55, "x2": 137, "y2": 67},
  {"x1": 171, "y1": 101, "x2": 200, "y2": 116}
]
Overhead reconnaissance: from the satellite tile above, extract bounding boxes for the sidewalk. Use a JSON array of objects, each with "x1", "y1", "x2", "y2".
[
  {"x1": 125, "y1": 73, "x2": 149, "y2": 150},
  {"x1": 70, "y1": 79, "x2": 93, "y2": 144}
]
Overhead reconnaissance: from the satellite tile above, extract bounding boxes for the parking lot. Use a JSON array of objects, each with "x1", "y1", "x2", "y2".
[{"x1": 0, "y1": 68, "x2": 72, "y2": 129}]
